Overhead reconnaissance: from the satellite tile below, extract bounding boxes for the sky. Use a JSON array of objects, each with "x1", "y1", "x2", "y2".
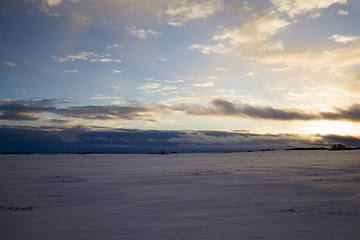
[{"x1": 1, "y1": 0, "x2": 360, "y2": 153}]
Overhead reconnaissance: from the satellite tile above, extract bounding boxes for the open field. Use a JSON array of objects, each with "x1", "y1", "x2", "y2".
[{"x1": 1, "y1": 150, "x2": 360, "y2": 240}]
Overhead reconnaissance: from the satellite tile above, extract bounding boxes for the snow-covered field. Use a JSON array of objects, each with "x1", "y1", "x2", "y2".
[{"x1": 1, "y1": 150, "x2": 360, "y2": 240}]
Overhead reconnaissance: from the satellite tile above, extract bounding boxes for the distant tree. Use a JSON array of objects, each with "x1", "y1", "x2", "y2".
[{"x1": 331, "y1": 143, "x2": 346, "y2": 150}]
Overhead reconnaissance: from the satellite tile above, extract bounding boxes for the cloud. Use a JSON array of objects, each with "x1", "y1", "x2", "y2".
[
  {"x1": 213, "y1": 9, "x2": 289, "y2": 49},
  {"x1": 0, "y1": 98, "x2": 74, "y2": 121},
  {"x1": 187, "y1": 43, "x2": 228, "y2": 54},
  {"x1": 3, "y1": 62, "x2": 16, "y2": 67},
  {"x1": 215, "y1": 89, "x2": 236, "y2": 93},
  {"x1": 113, "y1": 70, "x2": 123, "y2": 73},
  {"x1": 184, "y1": 99, "x2": 318, "y2": 120},
  {"x1": 262, "y1": 40, "x2": 360, "y2": 73},
  {"x1": 51, "y1": 52, "x2": 121, "y2": 63},
  {"x1": 164, "y1": 80, "x2": 184, "y2": 83},
  {"x1": 1, "y1": 126, "x2": 359, "y2": 153},
  {"x1": 210, "y1": 67, "x2": 231, "y2": 71},
  {"x1": 0, "y1": 104, "x2": 55, "y2": 121},
  {"x1": 182, "y1": 98, "x2": 360, "y2": 122},
  {"x1": 0, "y1": 112, "x2": 41, "y2": 121},
  {"x1": 65, "y1": 70, "x2": 79, "y2": 72},
  {"x1": 188, "y1": 8, "x2": 290, "y2": 55},
  {"x1": 162, "y1": 86, "x2": 178, "y2": 90},
  {"x1": 243, "y1": 72, "x2": 257, "y2": 77},
  {"x1": 43, "y1": 0, "x2": 62, "y2": 6},
  {"x1": 137, "y1": 83, "x2": 162, "y2": 90},
  {"x1": 269, "y1": 67, "x2": 292, "y2": 72},
  {"x1": 53, "y1": 105, "x2": 149, "y2": 120},
  {"x1": 25, "y1": 0, "x2": 80, "y2": 17},
  {"x1": 125, "y1": 27, "x2": 162, "y2": 39},
  {"x1": 112, "y1": 86, "x2": 121, "y2": 91},
  {"x1": 328, "y1": 34, "x2": 359, "y2": 43},
  {"x1": 90, "y1": 95, "x2": 123, "y2": 100},
  {"x1": 1, "y1": 97, "x2": 360, "y2": 124},
  {"x1": 188, "y1": 82, "x2": 215, "y2": 87},
  {"x1": 90, "y1": 59, "x2": 121, "y2": 62},
  {"x1": 51, "y1": 52, "x2": 93, "y2": 62},
  {"x1": 271, "y1": 0, "x2": 348, "y2": 18},
  {"x1": 0, "y1": 98, "x2": 73, "y2": 106},
  {"x1": 227, "y1": 1, "x2": 255, "y2": 18},
  {"x1": 320, "y1": 104, "x2": 360, "y2": 121},
  {"x1": 50, "y1": 118, "x2": 73, "y2": 123},
  {"x1": 335, "y1": 71, "x2": 360, "y2": 81},
  {"x1": 159, "y1": 0, "x2": 225, "y2": 26},
  {"x1": 106, "y1": 44, "x2": 122, "y2": 49},
  {"x1": 338, "y1": 9, "x2": 349, "y2": 15}
]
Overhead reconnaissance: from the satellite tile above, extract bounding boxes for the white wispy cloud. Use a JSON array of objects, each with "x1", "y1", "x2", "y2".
[
  {"x1": 106, "y1": 44, "x2": 122, "y2": 49},
  {"x1": 164, "y1": 80, "x2": 184, "y2": 83},
  {"x1": 52, "y1": 52, "x2": 93, "y2": 62},
  {"x1": 189, "y1": 82, "x2": 215, "y2": 87},
  {"x1": 188, "y1": 9, "x2": 290, "y2": 55},
  {"x1": 90, "y1": 59, "x2": 121, "y2": 62},
  {"x1": 334, "y1": 71, "x2": 360, "y2": 81},
  {"x1": 187, "y1": 43, "x2": 228, "y2": 54},
  {"x1": 113, "y1": 70, "x2": 123, "y2": 73},
  {"x1": 64, "y1": 70, "x2": 78, "y2": 72},
  {"x1": 212, "y1": 10, "x2": 289, "y2": 50},
  {"x1": 157, "y1": 58, "x2": 167, "y2": 61},
  {"x1": 271, "y1": 0, "x2": 348, "y2": 18},
  {"x1": 137, "y1": 83, "x2": 162, "y2": 90},
  {"x1": 3, "y1": 62, "x2": 16, "y2": 67},
  {"x1": 270, "y1": 87, "x2": 287, "y2": 90},
  {"x1": 145, "y1": 78, "x2": 162, "y2": 82},
  {"x1": 30, "y1": 0, "x2": 79, "y2": 17},
  {"x1": 243, "y1": 72, "x2": 257, "y2": 77},
  {"x1": 90, "y1": 95, "x2": 123, "y2": 100},
  {"x1": 269, "y1": 67, "x2": 292, "y2": 72},
  {"x1": 51, "y1": 52, "x2": 121, "y2": 63},
  {"x1": 338, "y1": 9, "x2": 349, "y2": 15},
  {"x1": 159, "y1": 0, "x2": 224, "y2": 26},
  {"x1": 112, "y1": 86, "x2": 121, "y2": 92},
  {"x1": 215, "y1": 89, "x2": 237, "y2": 94},
  {"x1": 210, "y1": 67, "x2": 231, "y2": 71},
  {"x1": 162, "y1": 86, "x2": 178, "y2": 90},
  {"x1": 262, "y1": 41, "x2": 360, "y2": 75},
  {"x1": 329, "y1": 34, "x2": 359, "y2": 43},
  {"x1": 125, "y1": 27, "x2": 162, "y2": 39}
]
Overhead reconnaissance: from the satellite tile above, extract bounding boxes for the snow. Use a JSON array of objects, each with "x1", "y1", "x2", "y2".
[{"x1": 1, "y1": 150, "x2": 360, "y2": 240}]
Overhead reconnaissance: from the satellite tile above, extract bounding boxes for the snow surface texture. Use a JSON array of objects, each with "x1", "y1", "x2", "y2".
[{"x1": 1, "y1": 151, "x2": 360, "y2": 240}]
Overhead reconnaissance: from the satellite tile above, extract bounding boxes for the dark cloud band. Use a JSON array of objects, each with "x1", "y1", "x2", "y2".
[
  {"x1": 1, "y1": 98, "x2": 359, "y2": 122},
  {"x1": 1, "y1": 126, "x2": 359, "y2": 153}
]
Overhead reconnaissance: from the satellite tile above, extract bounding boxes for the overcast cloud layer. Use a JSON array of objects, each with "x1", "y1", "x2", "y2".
[{"x1": 1, "y1": 125, "x2": 360, "y2": 153}]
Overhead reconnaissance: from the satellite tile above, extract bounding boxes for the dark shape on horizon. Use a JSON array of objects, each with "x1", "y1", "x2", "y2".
[
  {"x1": 148, "y1": 150, "x2": 168, "y2": 155},
  {"x1": 331, "y1": 143, "x2": 346, "y2": 150},
  {"x1": 285, "y1": 147, "x2": 327, "y2": 150},
  {"x1": 2, "y1": 152, "x2": 35, "y2": 155},
  {"x1": 329, "y1": 143, "x2": 360, "y2": 151}
]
